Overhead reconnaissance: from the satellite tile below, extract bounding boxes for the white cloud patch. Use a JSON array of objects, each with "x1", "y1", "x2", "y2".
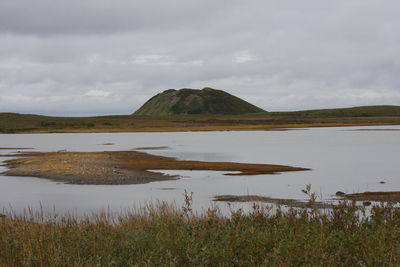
[
  {"x1": 190, "y1": 60, "x2": 204, "y2": 66},
  {"x1": 84, "y1": 90, "x2": 111, "y2": 97},
  {"x1": 130, "y1": 55, "x2": 174, "y2": 65},
  {"x1": 233, "y1": 51, "x2": 256, "y2": 64}
]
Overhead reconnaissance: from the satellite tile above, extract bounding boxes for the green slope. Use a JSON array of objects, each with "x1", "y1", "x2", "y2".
[
  {"x1": 0, "y1": 112, "x2": 130, "y2": 133},
  {"x1": 270, "y1": 105, "x2": 400, "y2": 118},
  {"x1": 133, "y1": 88, "x2": 266, "y2": 115}
]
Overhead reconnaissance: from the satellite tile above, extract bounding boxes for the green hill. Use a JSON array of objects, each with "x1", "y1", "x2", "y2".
[
  {"x1": 133, "y1": 88, "x2": 266, "y2": 115},
  {"x1": 270, "y1": 105, "x2": 400, "y2": 118}
]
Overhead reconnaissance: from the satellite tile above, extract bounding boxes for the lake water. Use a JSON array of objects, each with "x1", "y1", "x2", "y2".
[{"x1": 0, "y1": 126, "x2": 399, "y2": 216}]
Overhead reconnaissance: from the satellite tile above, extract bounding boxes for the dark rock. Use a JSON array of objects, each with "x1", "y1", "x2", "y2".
[
  {"x1": 363, "y1": 201, "x2": 372, "y2": 206},
  {"x1": 379, "y1": 181, "x2": 386, "y2": 184},
  {"x1": 335, "y1": 191, "x2": 346, "y2": 196}
]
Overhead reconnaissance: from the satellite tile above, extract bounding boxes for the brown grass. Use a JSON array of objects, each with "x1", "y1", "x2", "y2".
[
  {"x1": 2, "y1": 200, "x2": 400, "y2": 265},
  {"x1": 2, "y1": 151, "x2": 309, "y2": 184},
  {"x1": 340, "y1": 191, "x2": 400, "y2": 202}
]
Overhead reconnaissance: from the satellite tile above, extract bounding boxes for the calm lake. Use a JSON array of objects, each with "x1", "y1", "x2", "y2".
[{"x1": 1, "y1": 126, "x2": 399, "y2": 215}]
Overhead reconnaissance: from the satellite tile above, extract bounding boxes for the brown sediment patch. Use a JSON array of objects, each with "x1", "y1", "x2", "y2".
[
  {"x1": 0, "y1": 154, "x2": 26, "y2": 157},
  {"x1": 339, "y1": 191, "x2": 400, "y2": 202},
  {"x1": 0, "y1": 148, "x2": 33, "y2": 150},
  {"x1": 133, "y1": 146, "x2": 170, "y2": 150},
  {"x1": 157, "y1": 188, "x2": 176, "y2": 190},
  {"x1": 213, "y1": 195, "x2": 332, "y2": 209},
  {"x1": 1, "y1": 151, "x2": 309, "y2": 185},
  {"x1": 349, "y1": 128, "x2": 400, "y2": 131}
]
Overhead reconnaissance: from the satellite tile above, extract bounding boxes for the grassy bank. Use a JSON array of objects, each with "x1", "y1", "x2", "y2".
[{"x1": 1, "y1": 200, "x2": 400, "y2": 266}]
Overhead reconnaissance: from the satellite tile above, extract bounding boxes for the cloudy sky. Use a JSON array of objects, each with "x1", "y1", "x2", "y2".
[{"x1": 0, "y1": 0, "x2": 399, "y2": 116}]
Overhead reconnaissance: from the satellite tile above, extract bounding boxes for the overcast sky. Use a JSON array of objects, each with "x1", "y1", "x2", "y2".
[{"x1": 0, "y1": 0, "x2": 399, "y2": 116}]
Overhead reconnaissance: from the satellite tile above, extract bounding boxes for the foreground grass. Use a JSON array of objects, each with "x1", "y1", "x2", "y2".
[{"x1": 1, "y1": 200, "x2": 400, "y2": 266}]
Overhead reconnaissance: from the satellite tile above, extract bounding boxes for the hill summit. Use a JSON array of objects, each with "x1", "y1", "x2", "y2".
[{"x1": 134, "y1": 88, "x2": 266, "y2": 115}]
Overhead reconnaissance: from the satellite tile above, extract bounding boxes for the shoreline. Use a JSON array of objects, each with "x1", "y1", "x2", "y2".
[{"x1": 1, "y1": 122, "x2": 399, "y2": 134}]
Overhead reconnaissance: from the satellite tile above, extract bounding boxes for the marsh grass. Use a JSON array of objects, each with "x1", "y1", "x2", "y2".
[{"x1": 1, "y1": 197, "x2": 400, "y2": 266}]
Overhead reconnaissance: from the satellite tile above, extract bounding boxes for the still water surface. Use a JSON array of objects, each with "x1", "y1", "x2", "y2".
[{"x1": 0, "y1": 126, "x2": 399, "y2": 215}]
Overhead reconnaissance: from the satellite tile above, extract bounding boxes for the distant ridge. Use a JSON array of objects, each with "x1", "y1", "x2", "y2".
[
  {"x1": 270, "y1": 105, "x2": 400, "y2": 117},
  {"x1": 133, "y1": 87, "x2": 266, "y2": 115}
]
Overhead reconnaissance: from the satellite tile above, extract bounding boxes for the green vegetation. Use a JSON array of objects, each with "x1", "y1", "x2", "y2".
[
  {"x1": 2, "y1": 198, "x2": 400, "y2": 265},
  {"x1": 0, "y1": 112, "x2": 104, "y2": 133},
  {"x1": 134, "y1": 87, "x2": 266, "y2": 115},
  {"x1": 271, "y1": 105, "x2": 400, "y2": 118},
  {"x1": 0, "y1": 112, "x2": 134, "y2": 133},
  {"x1": 1, "y1": 105, "x2": 400, "y2": 133}
]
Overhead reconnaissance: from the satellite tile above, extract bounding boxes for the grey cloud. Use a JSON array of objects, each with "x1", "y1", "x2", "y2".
[
  {"x1": 0, "y1": 0, "x2": 400, "y2": 115},
  {"x1": 0, "y1": 0, "x2": 237, "y2": 36}
]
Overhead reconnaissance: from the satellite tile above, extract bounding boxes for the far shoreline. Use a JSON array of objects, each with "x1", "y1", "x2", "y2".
[
  {"x1": 1, "y1": 105, "x2": 400, "y2": 134},
  {"x1": 1, "y1": 122, "x2": 399, "y2": 134}
]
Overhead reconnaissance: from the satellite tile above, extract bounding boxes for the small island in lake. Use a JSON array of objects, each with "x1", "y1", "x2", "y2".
[{"x1": 2, "y1": 150, "x2": 309, "y2": 185}]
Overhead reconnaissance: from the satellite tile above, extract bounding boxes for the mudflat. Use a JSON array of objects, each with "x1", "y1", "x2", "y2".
[{"x1": 2, "y1": 151, "x2": 309, "y2": 185}]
